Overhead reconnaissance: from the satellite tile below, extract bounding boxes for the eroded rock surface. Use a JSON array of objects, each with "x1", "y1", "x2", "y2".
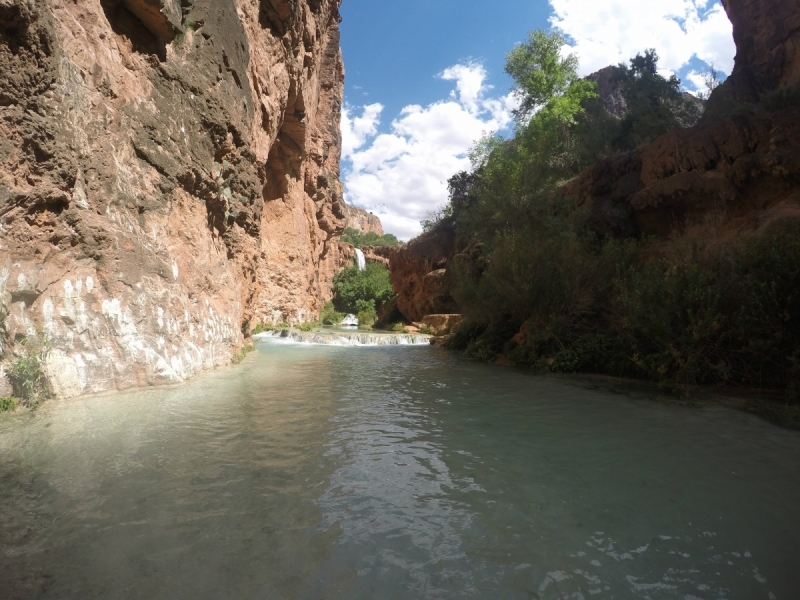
[
  {"x1": 564, "y1": 106, "x2": 800, "y2": 239},
  {"x1": 388, "y1": 223, "x2": 459, "y2": 323},
  {"x1": 343, "y1": 203, "x2": 383, "y2": 235},
  {"x1": 720, "y1": 0, "x2": 800, "y2": 102},
  {"x1": 0, "y1": 0, "x2": 346, "y2": 397}
]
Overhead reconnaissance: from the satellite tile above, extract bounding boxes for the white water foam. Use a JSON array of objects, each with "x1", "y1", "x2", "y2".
[{"x1": 253, "y1": 329, "x2": 431, "y2": 347}]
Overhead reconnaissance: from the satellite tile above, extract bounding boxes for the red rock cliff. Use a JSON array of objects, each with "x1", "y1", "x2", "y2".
[
  {"x1": 565, "y1": 0, "x2": 800, "y2": 240},
  {"x1": 343, "y1": 203, "x2": 383, "y2": 235},
  {"x1": 0, "y1": 0, "x2": 346, "y2": 397},
  {"x1": 719, "y1": 0, "x2": 800, "y2": 102}
]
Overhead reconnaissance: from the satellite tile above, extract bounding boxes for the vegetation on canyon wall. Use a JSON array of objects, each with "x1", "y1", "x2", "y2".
[
  {"x1": 341, "y1": 228, "x2": 402, "y2": 248},
  {"x1": 433, "y1": 29, "x2": 800, "y2": 395},
  {"x1": 331, "y1": 262, "x2": 395, "y2": 327},
  {"x1": 4, "y1": 334, "x2": 51, "y2": 410}
]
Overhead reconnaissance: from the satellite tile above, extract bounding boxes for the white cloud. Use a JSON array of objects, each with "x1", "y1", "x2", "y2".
[
  {"x1": 342, "y1": 102, "x2": 383, "y2": 160},
  {"x1": 341, "y1": 63, "x2": 516, "y2": 241},
  {"x1": 550, "y1": 0, "x2": 735, "y2": 77}
]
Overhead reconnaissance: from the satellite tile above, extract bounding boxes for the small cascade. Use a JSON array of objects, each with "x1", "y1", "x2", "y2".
[
  {"x1": 254, "y1": 329, "x2": 431, "y2": 346},
  {"x1": 355, "y1": 248, "x2": 366, "y2": 271},
  {"x1": 341, "y1": 314, "x2": 359, "y2": 326}
]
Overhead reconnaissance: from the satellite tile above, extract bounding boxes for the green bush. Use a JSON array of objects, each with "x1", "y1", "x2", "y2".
[
  {"x1": 0, "y1": 397, "x2": 17, "y2": 413},
  {"x1": 473, "y1": 228, "x2": 800, "y2": 391},
  {"x1": 320, "y1": 301, "x2": 344, "y2": 325},
  {"x1": 7, "y1": 335, "x2": 51, "y2": 407},
  {"x1": 355, "y1": 299, "x2": 377, "y2": 327},
  {"x1": 333, "y1": 262, "x2": 395, "y2": 314},
  {"x1": 391, "y1": 322, "x2": 407, "y2": 332},
  {"x1": 297, "y1": 322, "x2": 320, "y2": 332},
  {"x1": 341, "y1": 228, "x2": 401, "y2": 248}
]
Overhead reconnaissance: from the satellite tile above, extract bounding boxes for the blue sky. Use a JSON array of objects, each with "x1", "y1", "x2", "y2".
[
  {"x1": 340, "y1": 0, "x2": 550, "y2": 124},
  {"x1": 339, "y1": 0, "x2": 736, "y2": 240}
]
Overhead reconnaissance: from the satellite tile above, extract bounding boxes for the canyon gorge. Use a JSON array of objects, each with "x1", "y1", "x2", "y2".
[{"x1": 2, "y1": 0, "x2": 799, "y2": 400}]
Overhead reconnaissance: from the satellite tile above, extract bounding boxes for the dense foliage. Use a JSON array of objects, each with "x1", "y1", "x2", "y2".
[
  {"x1": 341, "y1": 228, "x2": 401, "y2": 248},
  {"x1": 332, "y1": 262, "x2": 395, "y2": 326},
  {"x1": 435, "y1": 29, "x2": 800, "y2": 394}
]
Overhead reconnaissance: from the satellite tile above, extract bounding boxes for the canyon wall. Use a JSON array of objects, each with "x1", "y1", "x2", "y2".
[
  {"x1": 0, "y1": 0, "x2": 346, "y2": 398},
  {"x1": 388, "y1": 221, "x2": 459, "y2": 323},
  {"x1": 719, "y1": 0, "x2": 800, "y2": 102},
  {"x1": 343, "y1": 203, "x2": 383, "y2": 235},
  {"x1": 566, "y1": 0, "x2": 800, "y2": 240}
]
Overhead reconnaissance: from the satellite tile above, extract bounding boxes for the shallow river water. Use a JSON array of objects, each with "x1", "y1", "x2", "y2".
[{"x1": 1, "y1": 340, "x2": 799, "y2": 599}]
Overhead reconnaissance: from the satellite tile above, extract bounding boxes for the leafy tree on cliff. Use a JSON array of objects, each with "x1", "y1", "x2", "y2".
[
  {"x1": 611, "y1": 49, "x2": 703, "y2": 150},
  {"x1": 505, "y1": 30, "x2": 595, "y2": 124}
]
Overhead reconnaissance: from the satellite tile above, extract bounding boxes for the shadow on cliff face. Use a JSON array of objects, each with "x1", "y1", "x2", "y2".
[
  {"x1": 100, "y1": 0, "x2": 172, "y2": 61},
  {"x1": 0, "y1": 0, "x2": 55, "y2": 109}
]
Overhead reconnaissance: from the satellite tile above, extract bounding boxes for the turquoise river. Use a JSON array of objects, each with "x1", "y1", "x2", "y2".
[{"x1": 1, "y1": 337, "x2": 799, "y2": 599}]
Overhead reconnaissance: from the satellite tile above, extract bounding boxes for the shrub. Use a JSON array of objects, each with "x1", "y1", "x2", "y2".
[
  {"x1": 391, "y1": 322, "x2": 407, "y2": 332},
  {"x1": 320, "y1": 301, "x2": 344, "y2": 325},
  {"x1": 7, "y1": 335, "x2": 51, "y2": 407},
  {"x1": 297, "y1": 322, "x2": 320, "y2": 332},
  {"x1": 232, "y1": 343, "x2": 255, "y2": 364},
  {"x1": 355, "y1": 299, "x2": 377, "y2": 327},
  {"x1": 0, "y1": 397, "x2": 16, "y2": 413}
]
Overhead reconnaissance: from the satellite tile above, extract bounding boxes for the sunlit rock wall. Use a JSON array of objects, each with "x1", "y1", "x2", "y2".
[{"x1": 0, "y1": 0, "x2": 346, "y2": 397}]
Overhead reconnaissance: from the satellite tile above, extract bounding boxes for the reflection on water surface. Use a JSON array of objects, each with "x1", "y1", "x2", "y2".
[{"x1": 1, "y1": 341, "x2": 798, "y2": 599}]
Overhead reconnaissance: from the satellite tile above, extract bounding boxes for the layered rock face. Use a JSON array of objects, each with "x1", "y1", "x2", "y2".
[
  {"x1": 0, "y1": 0, "x2": 346, "y2": 397},
  {"x1": 564, "y1": 104, "x2": 800, "y2": 239},
  {"x1": 343, "y1": 203, "x2": 383, "y2": 235}
]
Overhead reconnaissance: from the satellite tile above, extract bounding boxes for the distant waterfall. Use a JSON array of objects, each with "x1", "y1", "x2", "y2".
[{"x1": 355, "y1": 248, "x2": 366, "y2": 271}]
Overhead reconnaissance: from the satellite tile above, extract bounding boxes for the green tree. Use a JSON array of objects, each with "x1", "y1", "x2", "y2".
[
  {"x1": 341, "y1": 228, "x2": 401, "y2": 248},
  {"x1": 333, "y1": 262, "x2": 395, "y2": 314},
  {"x1": 611, "y1": 49, "x2": 702, "y2": 150},
  {"x1": 506, "y1": 30, "x2": 582, "y2": 120}
]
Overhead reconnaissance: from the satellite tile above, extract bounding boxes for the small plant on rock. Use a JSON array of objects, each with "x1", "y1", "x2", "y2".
[
  {"x1": 419, "y1": 324, "x2": 435, "y2": 336},
  {"x1": 212, "y1": 160, "x2": 250, "y2": 223},
  {"x1": 232, "y1": 343, "x2": 255, "y2": 364},
  {"x1": 7, "y1": 335, "x2": 51, "y2": 408},
  {"x1": 0, "y1": 397, "x2": 17, "y2": 413}
]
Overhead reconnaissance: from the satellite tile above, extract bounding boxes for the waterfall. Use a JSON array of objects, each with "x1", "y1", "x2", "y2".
[{"x1": 355, "y1": 248, "x2": 366, "y2": 271}]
